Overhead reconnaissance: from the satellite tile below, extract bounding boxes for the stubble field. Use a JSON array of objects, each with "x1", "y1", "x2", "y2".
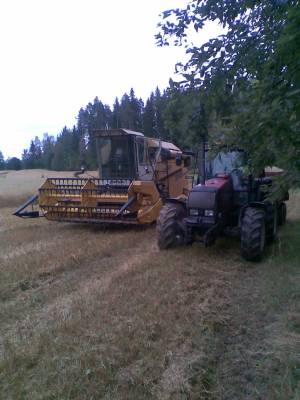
[{"x1": 0, "y1": 170, "x2": 299, "y2": 399}]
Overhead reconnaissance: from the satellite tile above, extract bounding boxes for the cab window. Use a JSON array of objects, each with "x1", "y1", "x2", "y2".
[{"x1": 136, "y1": 137, "x2": 147, "y2": 164}]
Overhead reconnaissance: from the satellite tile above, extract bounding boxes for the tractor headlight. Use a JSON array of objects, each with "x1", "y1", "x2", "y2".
[
  {"x1": 189, "y1": 209, "x2": 199, "y2": 216},
  {"x1": 204, "y1": 210, "x2": 214, "y2": 217}
]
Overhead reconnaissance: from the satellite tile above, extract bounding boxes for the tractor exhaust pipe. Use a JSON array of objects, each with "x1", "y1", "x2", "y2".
[
  {"x1": 200, "y1": 137, "x2": 206, "y2": 185},
  {"x1": 189, "y1": 103, "x2": 207, "y2": 185}
]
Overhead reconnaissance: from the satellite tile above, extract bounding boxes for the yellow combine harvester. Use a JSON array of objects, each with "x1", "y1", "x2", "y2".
[{"x1": 15, "y1": 129, "x2": 192, "y2": 225}]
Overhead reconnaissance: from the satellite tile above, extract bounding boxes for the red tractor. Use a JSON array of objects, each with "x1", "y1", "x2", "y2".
[{"x1": 156, "y1": 147, "x2": 288, "y2": 261}]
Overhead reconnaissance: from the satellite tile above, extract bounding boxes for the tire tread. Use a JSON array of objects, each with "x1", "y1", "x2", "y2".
[
  {"x1": 157, "y1": 203, "x2": 185, "y2": 249},
  {"x1": 241, "y1": 207, "x2": 265, "y2": 261}
]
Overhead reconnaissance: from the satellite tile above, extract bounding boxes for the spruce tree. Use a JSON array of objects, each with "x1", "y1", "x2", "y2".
[{"x1": 0, "y1": 150, "x2": 5, "y2": 170}]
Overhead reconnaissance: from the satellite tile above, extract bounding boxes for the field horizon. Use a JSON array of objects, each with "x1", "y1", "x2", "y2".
[{"x1": 0, "y1": 169, "x2": 98, "y2": 208}]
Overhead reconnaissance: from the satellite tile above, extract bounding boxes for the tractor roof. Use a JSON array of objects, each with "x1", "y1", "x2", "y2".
[{"x1": 92, "y1": 128, "x2": 144, "y2": 137}]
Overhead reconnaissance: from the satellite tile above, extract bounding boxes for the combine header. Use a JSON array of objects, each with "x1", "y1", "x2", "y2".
[{"x1": 15, "y1": 129, "x2": 192, "y2": 225}]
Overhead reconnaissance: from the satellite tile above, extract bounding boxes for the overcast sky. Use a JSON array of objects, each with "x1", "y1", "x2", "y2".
[{"x1": 0, "y1": 0, "x2": 221, "y2": 159}]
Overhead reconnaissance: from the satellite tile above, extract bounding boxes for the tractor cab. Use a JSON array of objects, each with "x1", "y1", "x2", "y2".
[
  {"x1": 205, "y1": 150, "x2": 245, "y2": 180},
  {"x1": 204, "y1": 149, "x2": 248, "y2": 204},
  {"x1": 94, "y1": 129, "x2": 158, "y2": 182}
]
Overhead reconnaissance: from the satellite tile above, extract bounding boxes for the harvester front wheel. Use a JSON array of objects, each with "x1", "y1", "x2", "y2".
[
  {"x1": 157, "y1": 203, "x2": 186, "y2": 250},
  {"x1": 241, "y1": 207, "x2": 266, "y2": 262}
]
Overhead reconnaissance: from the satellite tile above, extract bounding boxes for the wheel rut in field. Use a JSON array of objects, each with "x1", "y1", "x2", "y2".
[
  {"x1": 206, "y1": 266, "x2": 274, "y2": 400},
  {"x1": 0, "y1": 235, "x2": 158, "y2": 355}
]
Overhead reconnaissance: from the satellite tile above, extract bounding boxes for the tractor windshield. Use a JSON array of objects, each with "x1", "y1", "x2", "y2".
[
  {"x1": 97, "y1": 136, "x2": 136, "y2": 180},
  {"x1": 206, "y1": 151, "x2": 245, "y2": 178}
]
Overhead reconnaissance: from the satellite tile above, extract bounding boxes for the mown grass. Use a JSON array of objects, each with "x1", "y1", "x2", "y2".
[
  {"x1": 211, "y1": 192, "x2": 300, "y2": 400},
  {"x1": 261, "y1": 215, "x2": 300, "y2": 399},
  {"x1": 0, "y1": 207, "x2": 240, "y2": 399},
  {"x1": 0, "y1": 171, "x2": 299, "y2": 399}
]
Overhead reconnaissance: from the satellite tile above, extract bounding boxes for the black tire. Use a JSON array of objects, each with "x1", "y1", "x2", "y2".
[
  {"x1": 265, "y1": 203, "x2": 278, "y2": 244},
  {"x1": 241, "y1": 207, "x2": 266, "y2": 262},
  {"x1": 156, "y1": 203, "x2": 186, "y2": 250},
  {"x1": 278, "y1": 202, "x2": 287, "y2": 226}
]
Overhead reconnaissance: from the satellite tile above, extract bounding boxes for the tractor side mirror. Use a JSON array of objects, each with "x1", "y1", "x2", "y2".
[
  {"x1": 160, "y1": 148, "x2": 172, "y2": 161},
  {"x1": 184, "y1": 156, "x2": 191, "y2": 167},
  {"x1": 247, "y1": 159, "x2": 253, "y2": 174},
  {"x1": 176, "y1": 153, "x2": 182, "y2": 166}
]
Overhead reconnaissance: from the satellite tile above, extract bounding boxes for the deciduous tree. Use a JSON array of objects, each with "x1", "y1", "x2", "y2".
[{"x1": 157, "y1": 0, "x2": 300, "y2": 187}]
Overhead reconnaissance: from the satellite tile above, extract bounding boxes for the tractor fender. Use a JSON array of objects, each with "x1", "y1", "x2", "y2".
[
  {"x1": 164, "y1": 197, "x2": 187, "y2": 209},
  {"x1": 238, "y1": 202, "x2": 267, "y2": 227}
]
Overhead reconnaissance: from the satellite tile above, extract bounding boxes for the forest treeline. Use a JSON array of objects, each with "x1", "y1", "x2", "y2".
[{"x1": 0, "y1": 86, "x2": 204, "y2": 171}]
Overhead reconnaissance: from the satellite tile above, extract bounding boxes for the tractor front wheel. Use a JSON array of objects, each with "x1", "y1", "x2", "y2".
[
  {"x1": 156, "y1": 203, "x2": 186, "y2": 250},
  {"x1": 241, "y1": 207, "x2": 266, "y2": 262}
]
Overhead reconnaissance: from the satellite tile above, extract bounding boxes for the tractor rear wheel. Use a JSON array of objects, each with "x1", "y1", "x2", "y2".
[
  {"x1": 241, "y1": 207, "x2": 266, "y2": 262},
  {"x1": 278, "y1": 202, "x2": 287, "y2": 226},
  {"x1": 156, "y1": 203, "x2": 186, "y2": 249}
]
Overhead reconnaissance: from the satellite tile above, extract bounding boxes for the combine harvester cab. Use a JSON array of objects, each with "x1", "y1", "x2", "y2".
[{"x1": 15, "y1": 129, "x2": 192, "y2": 225}]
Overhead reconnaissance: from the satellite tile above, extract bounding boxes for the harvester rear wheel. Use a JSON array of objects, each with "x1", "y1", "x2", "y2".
[
  {"x1": 241, "y1": 207, "x2": 266, "y2": 262},
  {"x1": 156, "y1": 203, "x2": 186, "y2": 250}
]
